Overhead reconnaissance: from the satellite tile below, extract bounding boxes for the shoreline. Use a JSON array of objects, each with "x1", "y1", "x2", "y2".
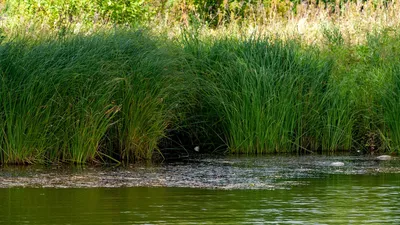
[{"x1": 1, "y1": 155, "x2": 399, "y2": 189}]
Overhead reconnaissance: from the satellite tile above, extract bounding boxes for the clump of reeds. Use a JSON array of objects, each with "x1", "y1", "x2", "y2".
[
  {"x1": 181, "y1": 24, "x2": 400, "y2": 155},
  {"x1": 374, "y1": 32, "x2": 400, "y2": 153},
  {"x1": 0, "y1": 30, "x2": 186, "y2": 164},
  {"x1": 181, "y1": 33, "x2": 353, "y2": 154}
]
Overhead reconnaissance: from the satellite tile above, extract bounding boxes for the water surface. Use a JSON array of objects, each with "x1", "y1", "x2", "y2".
[{"x1": 1, "y1": 155, "x2": 399, "y2": 224}]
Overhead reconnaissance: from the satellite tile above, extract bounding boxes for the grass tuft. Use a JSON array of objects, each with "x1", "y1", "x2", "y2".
[{"x1": 0, "y1": 30, "x2": 187, "y2": 164}]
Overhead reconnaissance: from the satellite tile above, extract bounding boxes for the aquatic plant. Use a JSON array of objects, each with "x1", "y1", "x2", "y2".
[
  {"x1": 382, "y1": 63, "x2": 400, "y2": 153},
  {"x1": 182, "y1": 34, "x2": 356, "y2": 154},
  {"x1": 0, "y1": 30, "x2": 186, "y2": 163}
]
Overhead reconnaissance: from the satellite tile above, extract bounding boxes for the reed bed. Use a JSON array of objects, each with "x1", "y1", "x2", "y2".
[
  {"x1": 0, "y1": 1, "x2": 400, "y2": 163},
  {"x1": 180, "y1": 26, "x2": 400, "y2": 155}
]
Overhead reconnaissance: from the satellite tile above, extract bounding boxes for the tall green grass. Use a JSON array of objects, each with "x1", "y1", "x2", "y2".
[
  {"x1": 182, "y1": 34, "x2": 357, "y2": 154},
  {"x1": 0, "y1": 30, "x2": 186, "y2": 164},
  {"x1": 323, "y1": 29, "x2": 399, "y2": 153},
  {"x1": 376, "y1": 32, "x2": 400, "y2": 153},
  {"x1": 1, "y1": 26, "x2": 400, "y2": 164}
]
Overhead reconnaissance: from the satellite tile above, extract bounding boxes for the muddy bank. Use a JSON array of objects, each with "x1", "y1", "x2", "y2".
[{"x1": 0, "y1": 155, "x2": 399, "y2": 189}]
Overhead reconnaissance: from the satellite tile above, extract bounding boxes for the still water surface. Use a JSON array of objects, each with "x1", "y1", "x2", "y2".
[
  {"x1": 1, "y1": 155, "x2": 400, "y2": 224},
  {"x1": 1, "y1": 173, "x2": 399, "y2": 224}
]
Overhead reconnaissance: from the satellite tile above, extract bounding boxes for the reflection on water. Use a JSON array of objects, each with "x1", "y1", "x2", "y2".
[{"x1": 1, "y1": 174, "x2": 399, "y2": 224}]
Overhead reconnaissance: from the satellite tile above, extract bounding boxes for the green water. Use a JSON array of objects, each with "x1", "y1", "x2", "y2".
[{"x1": 1, "y1": 174, "x2": 399, "y2": 224}]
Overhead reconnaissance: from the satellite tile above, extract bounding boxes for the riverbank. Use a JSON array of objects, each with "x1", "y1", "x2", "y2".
[
  {"x1": 1, "y1": 2, "x2": 400, "y2": 164},
  {"x1": 1, "y1": 29, "x2": 400, "y2": 164}
]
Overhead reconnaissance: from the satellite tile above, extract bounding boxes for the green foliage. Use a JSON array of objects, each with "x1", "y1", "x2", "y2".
[
  {"x1": 4, "y1": 0, "x2": 156, "y2": 27},
  {"x1": 321, "y1": 28, "x2": 400, "y2": 153},
  {"x1": 1, "y1": 23, "x2": 400, "y2": 164},
  {"x1": 382, "y1": 64, "x2": 400, "y2": 152},
  {"x1": 182, "y1": 33, "x2": 356, "y2": 154},
  {"x1": 374, "y1": 32, "x2": 400, "y2": 153},
  {"x1": 181, "y1": 28, "x2": 400, "y2": 155},
  {"x1": 0, "y1": 29, "x2": 186, "y2": 164}
]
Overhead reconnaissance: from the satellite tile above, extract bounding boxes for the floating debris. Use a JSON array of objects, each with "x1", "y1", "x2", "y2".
[
  {"x1": 376, "y1": 155, "x2": 392, "y2": 161},
  {"x1": 330, "y1": 162, "x2": 345, "y2": 167}
]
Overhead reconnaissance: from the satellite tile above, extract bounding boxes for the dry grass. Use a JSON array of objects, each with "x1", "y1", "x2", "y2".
[
  {"x1": 2, "y1": 1, "x2": 400, "y2": 44},
  {"x1": 132, "y1": 1, "x2": 396, "y2": 48}
]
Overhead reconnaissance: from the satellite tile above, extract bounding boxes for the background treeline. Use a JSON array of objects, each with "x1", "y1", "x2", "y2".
[{"x1": 0, "y1": 0, "x2": 400, "y2": 164}]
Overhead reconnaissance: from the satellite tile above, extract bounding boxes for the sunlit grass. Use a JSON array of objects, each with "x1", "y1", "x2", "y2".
[
  {"x1": 183, "y1": 34, "x2": 355, "y2": 154},
  {"x1": 0, "y1": 30, "x2": 187, "y2": 164}
]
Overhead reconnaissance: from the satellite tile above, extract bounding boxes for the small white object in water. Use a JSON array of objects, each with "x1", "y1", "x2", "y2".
[
  {"x1": 376, "y1": 155, "x2": 391, "y2": 161},
  {"x1": 194, "y1": 146, "x2": 200, "y2": 152},
  {"x1": 330, "y1": 162, "x2": 345, "y2": 167}
]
